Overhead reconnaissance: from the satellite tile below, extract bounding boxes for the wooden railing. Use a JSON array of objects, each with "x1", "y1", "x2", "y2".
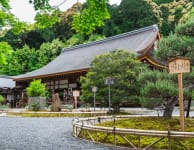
[{"x1": 72, "y1": 115, "x2": 194, "y2": 150}]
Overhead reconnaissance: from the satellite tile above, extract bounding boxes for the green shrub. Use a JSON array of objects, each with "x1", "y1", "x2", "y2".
[
  {"x1": 27, "y1": 79, "x2": 47, "y2": 97},
  {"x1": 0, "y1": 104, "x2": 8, "y2": 109},
  {"x1": 31, "y1": 103, "x2": 41, "y2": 111},
  {"x1": 0, "y1": 95, "x2": 4, "y2": 103},
  {"x1": 62, "y1": 104, "x2": 73, "y2": 111}
]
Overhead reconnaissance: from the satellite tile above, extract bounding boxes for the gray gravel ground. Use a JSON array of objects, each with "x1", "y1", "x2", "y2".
[{"x1": 0, "y1": 117, "x2": 121, "y2": 150}]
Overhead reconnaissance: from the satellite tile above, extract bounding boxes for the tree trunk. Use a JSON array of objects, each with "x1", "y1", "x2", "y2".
[
  {"x1": 186, "y1": 97, "x2": 192, "y2": 118},
  {"x1": 163, "y1": 98, "x2": 177, "y2": 119}
]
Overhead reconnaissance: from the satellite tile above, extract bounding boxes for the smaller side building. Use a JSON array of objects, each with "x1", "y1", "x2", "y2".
[{"x1": 0, "y1": 76, "x2": 19, "y2": 107}]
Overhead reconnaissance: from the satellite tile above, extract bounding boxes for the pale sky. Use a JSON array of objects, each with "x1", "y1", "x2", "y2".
[{"x1": 9, "y1": 0, "x2": 121, "y2": 23}]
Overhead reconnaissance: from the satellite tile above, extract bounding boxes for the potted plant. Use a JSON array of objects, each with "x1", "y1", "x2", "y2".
[{"x1": 26, "y1": 79, "x2": 47, "y2": 111}]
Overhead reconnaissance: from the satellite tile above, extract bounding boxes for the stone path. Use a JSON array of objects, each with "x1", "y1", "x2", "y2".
[{"x1": 0, "y1": 117, "x2": 122, "y2": 150}]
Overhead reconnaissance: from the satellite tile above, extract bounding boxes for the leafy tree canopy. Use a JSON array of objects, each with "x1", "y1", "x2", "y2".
[
  {"x1": 80, "y1": 49, "x2": 146, "y2": 111},
  {"x1": 27, "y1": 79, "x2": 47, "y2": 97},
  {"x1": 35, "y1": 10, "x2": 61, "y2": 29},
  {"x1": 0, "y1": 38, "x2": 64, "y2": 76},
  {"x1": 155, "y1": 10, "x2": 194, "y2": 64},
  {"x1": 159, "y1": 0, "x2": 193, "y2": 35},
  {"x1": 29, "y1": 0, "x2": 51, "y2": 10},
  {"x1": 105, "y1": 0, "x2": 161, "y2": 35},
  {"x1": 72, "y1": 0, "x2": 110, "y2": 35},
  {"x1": 175, "y1": 8, "x2": 194, "y2": 36},
  {"x1": 0, "y1": 42, "x2": 12, "y2": 64}
]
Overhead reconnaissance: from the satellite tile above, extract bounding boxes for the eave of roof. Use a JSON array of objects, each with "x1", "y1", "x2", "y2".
[
  {"x1": 0, "y1": 76, "x2": 16, "y2": 89},
  {"x1": 14, "y1": 24, "x2": 160, "y2": 81},
  {"x1": 138, "y1": 55, "x2": 167, "y2": 69},
  {"x1": 14, "y1": 68, "x2": 89, "y2": 81}
]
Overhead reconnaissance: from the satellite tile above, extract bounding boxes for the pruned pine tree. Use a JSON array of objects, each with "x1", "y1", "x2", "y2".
[
  {"x1": 139, "y1": 70, "x2": 179, "y2": 119},
  {"x1": 80, "y1": 49, "x2": 146, "y2": 112}
]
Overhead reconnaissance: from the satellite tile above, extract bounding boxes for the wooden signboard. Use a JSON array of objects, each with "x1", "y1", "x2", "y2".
[
  {"x1": 73, "y1": 90, "x2": 80, "y2": 97},
  {"x1": 168, "y1": 57, "x2": 190, "y2": 74},
  {"x1": 168, "y1": 57, "x2": 190, "y2": 131},
  {"x1": 73, "y1": 90, "x2": 80, "y2": 109}
]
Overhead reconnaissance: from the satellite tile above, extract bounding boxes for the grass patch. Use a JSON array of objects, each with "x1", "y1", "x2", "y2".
[
  {"x1": 7, "y1": 111, "x2": 107, "y2": 118},
  {"x1": 98, "y1": 117, "x2": 194, "y2": 131},
  {"x1": 80, "y1": 117, "x2": 194, "y2": 149}
]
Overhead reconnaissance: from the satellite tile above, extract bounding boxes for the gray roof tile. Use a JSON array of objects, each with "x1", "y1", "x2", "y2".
[
  {"x1": 14, "y1": 25, "x2": 159, "y2": 80},
  {"x1": 0, "y1": 76, "x2": 15, "y2": 89}
]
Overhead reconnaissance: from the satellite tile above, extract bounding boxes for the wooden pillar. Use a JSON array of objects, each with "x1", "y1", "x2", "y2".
[
  {"x1": 53, "y1": 80, "x2": 56, "y2": 93},
  {"x1": 178, "y1": 73, "x2": 185, "y2": 131}
]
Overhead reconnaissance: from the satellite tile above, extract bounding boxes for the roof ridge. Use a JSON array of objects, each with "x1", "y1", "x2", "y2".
[
  {"x1": 0, "y1": 75, "x2": 12, "y2": 79},
  {"x1": 61, "y1": 24, "x2": 158, "y2": 53}
]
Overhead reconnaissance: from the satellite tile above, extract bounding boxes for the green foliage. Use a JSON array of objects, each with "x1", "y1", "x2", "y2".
[
  {"x1": 0, "y1": 95, "x2": 4, "y2": 103},
  {"x1": 175, "y1": 7, "x2": 194, "y2": 36},
  {"x1": 138, "y1": 70, "x2": 180, "y2": 118},
  {"x1": 37, "y1": 38, "x2": 65, "y2": 66},
  {"x1": 155, "y1": 34, "x2": 194, "y2": 63},
  {"x1": 155, "y1": 13, "x2": 194, "y2": 118},
  {"x1": 26, "y1": 79, "x2": 47, "y2": 97},
  {"x1": 39, "y1": 28, "x2": 55, "y2": 42},
  {"x1": 0, "y1": 104, "x2": 8, "y2": 109},
  {"x1": 31, "y1": 103, "x2": 41, "y2": 111},
  {"x1": 0, "y1": 0, "x2": 10, "y2": 9},
  {"x1": 86, "y1": 34, "x2": 105, "y2": 43},
  {"x1": 103, "y1": 0, "x2": 160, "y2": 36},
  {"x1": 140, "y1": 78, "x2": 177, "y2": 97},
  {"x1": 35, "y1": 10, "x2": 61, "y2": 29},
  {"x1": 139, "y1": 70, "x2": 177, "y2": 97},
  {"x1": 0, "y1": 1, "x2": 14, "y2": 28},
  {"x1": 0, "y1": 42, "x2": 12, "y2": 64},
  {"x1": 176, "y1": 18, "x2": 194, "y2": 36},
  {"x1": 140, "y1": 97, "x2": 163, "y2": 108},
  {"x1": 64, "y1": 34, "x2": 85, "y2": 47},
  {"x1": 29, "y1": 0, "x2": 51, "y2": 10},
  {"x1": 0, "y1": 45, "x2": 38, "y2": 75},
  {"x1": 159, "y1": 0, "x2": 193, "y2": 35},
  {"x1": 11, "y1": 21, "x2": 30, "y2": 35},
  {"x1": 64, "y1": 33, "x2": 105, "y2": 47},
  {"x1": 154, "y1": 0, "x2": 173, "y2": 5},
  {"x1": 0, "y1": 39, "x2": 63, "y2": 76},
  {"x1": 62, "y1": 104, "x2": 73, "y2": 111},
  {"x1": 52, "y1": 3, "x2": 79, "y2": 41},
  {"x1": 179, "y1": 7, "x2": 194, "y2": 23},
  {"x1": 72, "y1": 0, "x2": 110, "y2": 35},
  {"x1": 80, "y1": 49, "x2": 146, "y2": 110}
]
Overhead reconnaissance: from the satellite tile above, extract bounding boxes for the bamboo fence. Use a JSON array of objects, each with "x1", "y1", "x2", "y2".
[{"x1": 72, "y1": 115, "x2": 194, "y2": 150}]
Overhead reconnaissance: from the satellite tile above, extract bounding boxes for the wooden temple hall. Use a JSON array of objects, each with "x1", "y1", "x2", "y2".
[{"x1": 1, "y1": 25, "x2": 165, "y2": 108}]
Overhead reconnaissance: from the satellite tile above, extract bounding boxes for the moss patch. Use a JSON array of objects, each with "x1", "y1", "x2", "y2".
[
  {"x1": 98, "y1": 117, "x2": 194, "y2": 131},
  {"x1": 81, "y1": 117, "x2": 194, "y2": 149},
  {"x1": 8, "y1": 112, "x2": 106, "y2": 118}
]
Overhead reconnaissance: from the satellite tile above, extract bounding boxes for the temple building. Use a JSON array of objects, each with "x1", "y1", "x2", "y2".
[{"x1": 12, "y1": 24, "x2": 165, "y2": 107}]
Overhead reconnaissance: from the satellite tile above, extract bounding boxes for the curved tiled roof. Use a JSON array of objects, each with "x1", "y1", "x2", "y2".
[
  {"x1": 14, "y1": 25, "x2": 159, "y2": 81},
  {"x1": 0, "y1": 76, "x2": 15, "y2": 89}
]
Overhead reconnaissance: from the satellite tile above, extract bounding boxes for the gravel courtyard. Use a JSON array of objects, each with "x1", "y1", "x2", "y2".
[{"x1": 0, "y1": 117, "x2": 120, "y2": 150}]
